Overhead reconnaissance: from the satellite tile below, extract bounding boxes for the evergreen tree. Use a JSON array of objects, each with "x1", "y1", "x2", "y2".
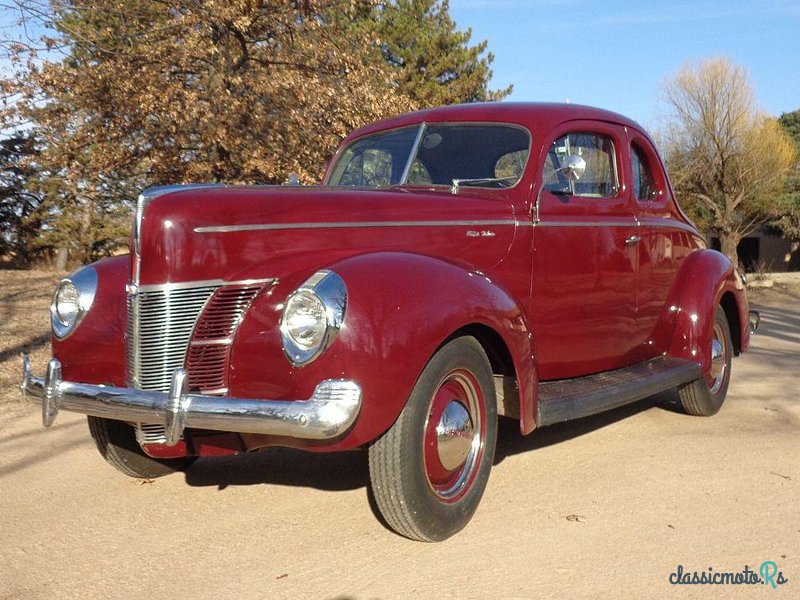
[
  {"x1": 353, "y1": 0, "x2": 512, "y2": 105},
  {"x1": 0, "y1": 133, "x2": 44, "y2": 267},
  {"x1": 775, "y1": 110, "x2": 800, "y2": 243}
]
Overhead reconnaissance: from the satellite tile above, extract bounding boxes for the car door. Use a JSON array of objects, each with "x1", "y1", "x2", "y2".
[
  {"x1": 531, "y1": 120, "x2": 640, "y2": 380},
  {"x1": 627, "y1": 129, "x2": 683, "y2": 358}
]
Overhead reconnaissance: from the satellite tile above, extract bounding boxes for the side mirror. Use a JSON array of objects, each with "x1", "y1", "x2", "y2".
[{"x1": 559, "y1": 155, "x2": 586, "y2": 181}]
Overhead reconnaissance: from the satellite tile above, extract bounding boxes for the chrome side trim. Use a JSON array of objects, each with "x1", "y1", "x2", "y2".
[
  {"x1": 21, "y1": 357, "x2": 362, "y2": 443},
  {"x1": 633, "y1": 219, "x2": 699, "y2": 234},
  {"x1": 528, "y1": 219, "x2": 698, "y2": 234},
  {"x1": 535, "y1": 220, "x2": 636, "y2": 228},
  {"x1": 194, "y1": 220, "x2": 516, "y2": 234}
]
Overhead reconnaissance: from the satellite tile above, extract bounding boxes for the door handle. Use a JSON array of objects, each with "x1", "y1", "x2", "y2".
[{"x1": 624, "y1": 235, "x2": 641, "y2": 246}]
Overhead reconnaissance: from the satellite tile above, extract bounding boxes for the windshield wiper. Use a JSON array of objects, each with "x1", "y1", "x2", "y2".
[{"x1": 450, "y1": 177, "x2": 516, "y2": 195}]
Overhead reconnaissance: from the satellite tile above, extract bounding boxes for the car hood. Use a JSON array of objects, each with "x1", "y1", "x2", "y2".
[{"x1": 135, "y1": 185, "x2": 518, "y2": 286}]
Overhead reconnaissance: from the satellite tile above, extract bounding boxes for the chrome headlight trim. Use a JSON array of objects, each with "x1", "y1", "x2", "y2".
[
  {"x1": 50, "y1": 266, "x2": 98, "y2": 339},
  {"x1": 280, "y1": 269, "x2": 347, "y2": 366}
]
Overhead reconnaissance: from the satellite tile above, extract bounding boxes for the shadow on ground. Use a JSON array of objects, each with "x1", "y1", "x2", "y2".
[
  {"x1": 183, "y1": 392, "x2": 682, "y2": 492},
  {"x1": 0, "y1": 333, "x2": 50, "y2": 364},
  {"x1": 184, "y1": 446, "x2": 370, "y2": 492}
]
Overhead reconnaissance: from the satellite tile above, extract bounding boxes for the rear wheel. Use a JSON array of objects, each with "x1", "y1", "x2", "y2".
[
  {"x1": 88, "y1": 416, "x2": 193, "y2": 479},
  {"x1": 678, "y1": 306, "x2": 732, "y2": 416},
  {"x1": 368, "y1": 336, "x2": 498, "y2": 542}
]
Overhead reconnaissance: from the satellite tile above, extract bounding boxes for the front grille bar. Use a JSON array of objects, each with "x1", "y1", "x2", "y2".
[{"x1": 126, "y1": 284, "x2": 219, "y2": 392}]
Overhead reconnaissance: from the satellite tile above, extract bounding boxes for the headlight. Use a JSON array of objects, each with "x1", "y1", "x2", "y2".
[
  {"x1": 280, "y1": 270, "x2": 347, "y2": 366},
  {"x1": 50, "y1": 266, "x2": 98, "y2": 339}
]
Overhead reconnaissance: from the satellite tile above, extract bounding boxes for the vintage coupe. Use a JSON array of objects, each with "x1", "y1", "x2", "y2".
[{"x1": 22, "y1": 103, "x2": 759, "y2": 541}]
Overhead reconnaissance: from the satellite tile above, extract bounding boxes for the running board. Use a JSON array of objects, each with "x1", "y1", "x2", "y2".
[{"x1": 537, "y1": 356, "x2": 702, "y2": 426}]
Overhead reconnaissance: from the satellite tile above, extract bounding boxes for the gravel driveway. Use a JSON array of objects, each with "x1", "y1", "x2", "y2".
[{"x1": 0, "y1": 276, "x2": 797, "y2": 599}]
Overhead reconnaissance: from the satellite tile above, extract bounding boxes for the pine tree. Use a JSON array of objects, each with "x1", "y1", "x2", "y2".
[
  {"x1": 775, "y1": 110, "x2": 800, "y2": 246},
  {"x1": 352, "y1": 0, "x2": 512, "y2": 106},
  {"x1": 0, "y1": 133, "x2": 44, "y2": 266}
]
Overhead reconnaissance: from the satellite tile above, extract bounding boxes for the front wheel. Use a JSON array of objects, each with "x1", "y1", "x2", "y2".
[
  {"x1": 88, "y1": 416, "x2": 194, "y2": 479},
  {"x1": 678, "y1": 306, "x2": 733, "y2": 416},
  {"x1": 368, "y1": 336, "x2": 498, "y2": 542}
]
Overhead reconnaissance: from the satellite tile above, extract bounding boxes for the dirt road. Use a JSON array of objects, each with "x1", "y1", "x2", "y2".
[{"x1": 1, "y1": 279, "x2": 798, "y2": 599}]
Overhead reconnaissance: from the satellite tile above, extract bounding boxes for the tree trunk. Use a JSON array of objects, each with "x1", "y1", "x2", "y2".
[
  {"x1": 79, "y1": 197, "x2": 95, "y2": 264},
  {"x1": 719, "y1": 233, "x2": 741, "y2": 268},
  {"x1": 55, "y1": 246, "x2": 69, "y2": 271}
]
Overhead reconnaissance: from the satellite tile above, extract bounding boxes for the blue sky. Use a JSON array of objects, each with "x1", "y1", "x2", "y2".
[
  {"x1": 2, "y1": 0, "x2": 798, "y2": 136},
  {"x1": 450, "y1": 0, "x2": 800, "y2": 132}
]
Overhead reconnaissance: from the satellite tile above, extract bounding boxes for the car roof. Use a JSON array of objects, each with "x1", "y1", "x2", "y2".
[{"x1": 344, "y1": 102, "x2": 646, "y2": 142}]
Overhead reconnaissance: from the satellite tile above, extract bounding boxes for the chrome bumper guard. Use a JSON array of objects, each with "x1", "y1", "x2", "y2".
[
  {"x1": 749, "y1": 310, "x2": 760, "y2": 334},
  {"x1": 20, "y1": 357, "x2": 362, "y2": 445}
]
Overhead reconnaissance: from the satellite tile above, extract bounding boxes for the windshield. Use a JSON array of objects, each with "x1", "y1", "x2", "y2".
[{"x1": 326, "y1": 123, "x2": 531, "y2": 190}]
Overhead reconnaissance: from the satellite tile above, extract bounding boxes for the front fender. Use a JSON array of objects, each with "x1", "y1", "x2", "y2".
[
  {"x1": 664, "y1": 249, "x2": 749, "y2": 372},
  {"x1": 52, "y1": 255, "x2": 129, "y2": 386},
  {"x1": 230, "y1": 252, "x2": 535, "y2": 449}
]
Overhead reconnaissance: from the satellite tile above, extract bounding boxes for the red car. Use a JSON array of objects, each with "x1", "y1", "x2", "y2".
[{"x1": 22, "y1": 103, "x2": 759, "y2": 541}]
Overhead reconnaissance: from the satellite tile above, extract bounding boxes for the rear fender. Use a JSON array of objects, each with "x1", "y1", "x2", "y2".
[{"x1": 665, "y1": 249, "x2": 749, "y2": 371}]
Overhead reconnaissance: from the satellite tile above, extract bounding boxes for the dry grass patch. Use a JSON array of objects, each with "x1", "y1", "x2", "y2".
[{"x1": 0, "y1": 270, "x2": 62, "y2": 412}]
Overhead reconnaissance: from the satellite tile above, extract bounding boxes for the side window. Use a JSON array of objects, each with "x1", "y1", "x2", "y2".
[
  {"x1": 631, "y1": 144, "x2": 658, "y2": 201},
  {"x1": 337, "y1": 149, "x2": 393, "y2": 187},
  {"x1": 329, "y1": 126, "x2": 419, "y2": 187},
  {"x1": 495, "y1": 150, "x2": 527, "y2": 180},
  {"x1": 543, "y1": 132, "x2": 618, "y2": 198}
]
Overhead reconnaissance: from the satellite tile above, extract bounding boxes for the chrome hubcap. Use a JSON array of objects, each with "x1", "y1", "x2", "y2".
[
  {"x1": 435, "y1": 401, "x2": 474, "y2": 471},
  {"x1": 707, "y1": 322, "x2": 728, "y2": 395},
  {"x1": 423, "y1": 369, "x2": 485, "y2": 501}
]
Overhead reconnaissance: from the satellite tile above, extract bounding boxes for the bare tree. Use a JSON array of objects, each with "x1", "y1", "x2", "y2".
[{"x1": 662, "y1": 57, "x2": 796, "y2": 267}]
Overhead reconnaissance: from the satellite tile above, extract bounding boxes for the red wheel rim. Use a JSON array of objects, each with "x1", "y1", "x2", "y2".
[{"x1": 422, "y1": 368, "x2": 486, "y2": 502}]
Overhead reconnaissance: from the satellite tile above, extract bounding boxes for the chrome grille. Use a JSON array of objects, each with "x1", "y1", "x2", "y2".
[
  {"x1": 186, "y1": 284, "x2": 263, "y2": 395},
  {"x1": 127, "y1": 284, "x2": 219, "y2": 391},
  {"x1": 135, "y1": 422, "x2": 169, "y2": 445},
  {"x1": 192, "y1": 285, "x2": 262, "y2": 340}
]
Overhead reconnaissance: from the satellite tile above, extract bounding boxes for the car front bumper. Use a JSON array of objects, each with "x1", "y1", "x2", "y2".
[{"x1": 20, "y1": 356, "x2": 362, "y2": 446}]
